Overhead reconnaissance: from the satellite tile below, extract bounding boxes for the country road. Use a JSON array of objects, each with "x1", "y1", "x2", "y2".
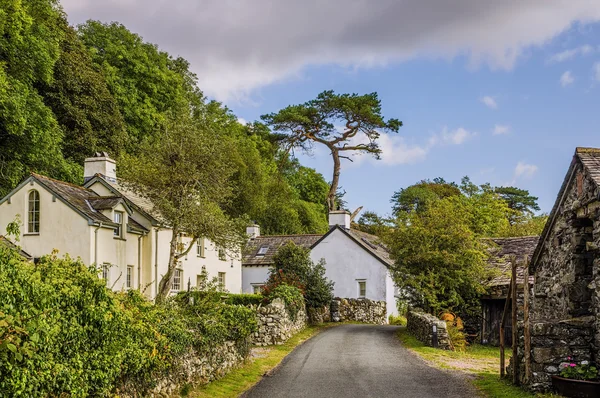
[{"x1": 243, "y1": 324, "x2": 478, "y2": 398}]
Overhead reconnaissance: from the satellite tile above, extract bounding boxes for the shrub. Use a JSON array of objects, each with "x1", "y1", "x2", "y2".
[
  {"x1": 262, "y1": 283, "x2": 304, "y2": 321},
  {"x1": 268, "y1": 242, "x2": 334, "y2": 309},
  {"x1": 0, "y1": 246, "x2": 257, "y2": 397},
  {"x1": 440, "y1": 312, "x2": 467, "y2": 352},
  {"x1": 225, "y1": 293, "x2": 263, "y2": 307},
  {"x1": 388, "y1": 314, "x2": 407, "y2": 326}
]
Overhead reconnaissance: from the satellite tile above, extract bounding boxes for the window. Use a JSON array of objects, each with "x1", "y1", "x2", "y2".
[
  {"x1": 171, "y1": 269, "x2": 182, "y2": 291},
  {"x1": 102, "y1": 263, "x2": 110, "y2": 285},
  {"x1": 196, "y1": 274, "x2": 203, "y2": 288},
  {"x1": 114, "y1": 211, "x2": 124, "y2": 237},
  {"x1": 126, "y1": 265, "x2": 133, "y2": 289},
  {"x1": 218, "y1": 247, "x2": 226, "y2": 261},
  {"x1": 27, "y1": 190, "x2": 40, "y2": 233},
  {"x1": 358, "y1": 280, "x2": 366, "y2": 298},
  {"x1": 218, "y1": 272, "x2": 226, "y2": 290},
  {"x1": 256, "y1": 246, "x2": 269, "y2": 256},
  {"x1": 252, "y1": 284, "x2": 264, "y2": 294},
  {"x1": 197, "y1": 238, "x2": 205, "y2": 257}
]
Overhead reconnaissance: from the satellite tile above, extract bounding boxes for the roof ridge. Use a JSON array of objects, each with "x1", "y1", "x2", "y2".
[
  {"x1": 31, "y1": 172, "x2": 96, "y2": 194},
  {"x1": 252, "y1": 233, "x2": 324, "y2": 238},
  {"x1": 576, "y1": 147, "x2": 600, "y2": 153}
]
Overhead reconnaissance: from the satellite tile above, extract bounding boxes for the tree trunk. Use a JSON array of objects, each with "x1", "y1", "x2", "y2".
[
  {"x1": 327, "y1": 147, "x2": 341, "y2": 211},
  {"x1": 155, "y1": 228, "x2": 181, "y2": 303}
]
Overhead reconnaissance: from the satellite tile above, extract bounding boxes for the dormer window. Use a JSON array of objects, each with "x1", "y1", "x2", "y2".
[
  {"x1": 114, "y1": 211, "x2": 124, "y2": 237},
  {"x1": 257, "y1": 246, "x2": 269, "y2": 256},
  {"x1": 27, "y1": 190, "x2": 40, "y2": 233}
]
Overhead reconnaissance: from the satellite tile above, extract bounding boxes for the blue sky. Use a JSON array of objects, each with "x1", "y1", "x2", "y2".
[{"x1": 62, "y1": 1, "x2": 600, "y2": 216}]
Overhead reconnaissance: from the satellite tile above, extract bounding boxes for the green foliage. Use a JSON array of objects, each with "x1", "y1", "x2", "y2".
[
  {"x1": 269, "y1": 242, "x2": 334, "y2": 309},
  {"x1": 262, "y1": 90, "x2": 402, "y2": 210},
  {"x1": 0, "y1": 245, "x2": 256, "y2": 397},
  {"x1": 262, "y1": 283, "x2": 305, "y2": 321},
  {"x1": 494, "y1": 186, "x2": 540, "y2": 224},
  {"x1": 225, "y1": 294, "x2": 263, "y2": 307},
  {"x1": 388, "y1": 314, "x2": 407, "y2": 326},
  {"x1": 391, "y1": 178, "x2": 461, "y2": 216},
  {"x1": 354, "y1": 210, "x2": 393, "y2": 236},
  {"x1": 559, "y1": 359, "x2": 598, "y2": 381}
]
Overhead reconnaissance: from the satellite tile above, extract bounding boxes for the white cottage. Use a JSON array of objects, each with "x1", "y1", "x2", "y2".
[
  {"x1": 242, "y1": 211, "x2": 399, "y2": 319},
  {"x1": 0, "y1": 154, "x2": 242, "y2": 298}
]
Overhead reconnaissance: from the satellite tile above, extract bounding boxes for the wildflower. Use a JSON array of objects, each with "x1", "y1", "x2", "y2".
[
  {"x1": 582, "y1": 360, "x2": 589, "y2": 365},
  {"x1": 570, "y1": 363, "x2": 577, "y2": 367}
]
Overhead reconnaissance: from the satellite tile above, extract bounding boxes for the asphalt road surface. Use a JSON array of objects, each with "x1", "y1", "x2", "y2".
[{"x1": 243, "y1": 324, "x2": 478, "y2": 398}]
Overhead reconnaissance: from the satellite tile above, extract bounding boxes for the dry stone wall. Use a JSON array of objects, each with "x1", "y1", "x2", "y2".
[
  {"x1": 407, "y1": 311, "x2": 451, "y2": 350},
  {"x1": 252, "y1": 298, "x2": 307, "y2": 346},
  {"x1": 330, "y1": 298, "x2": 386, "y2": 324}
]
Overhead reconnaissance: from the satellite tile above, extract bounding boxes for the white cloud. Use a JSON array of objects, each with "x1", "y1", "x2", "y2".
[
  {"x1": 430, "y1": 127, "x2": 476, "y2": 145},
  {"x1": 60, "y1": 0, "x2": 600, "y2": 101},
  {"x1": 481, "y1": 96, "x2": 498, "y2": 109},
  {"x1": 560, "y1": 70, "x2": 575, "y2": 86},
  {"x1": 493, "y1": 124, "x2": 510, "y2": 135},
  {"x1": 594, "y1": 62, "x2": 600, "y2": 82},
  {"x1": 514, "y1": 161, "x2": 538, "y2": 179},
  {"x1": 237, "y1": 117, "x2": 248, "y2": 125},
  {"x1": 548, "y1": 44, "x2": 594, "y2": 63}
]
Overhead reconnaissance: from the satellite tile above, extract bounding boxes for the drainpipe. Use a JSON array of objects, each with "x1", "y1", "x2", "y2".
[
  {"x1": 94, "y1": 222, "x2": 103, "y2": 266},
  {"x1": 137, "y1": 232, "x2": 145, "y2": 289},
  {"x1": 154, "y1": 228, "x2": 159, "y2": 297}
]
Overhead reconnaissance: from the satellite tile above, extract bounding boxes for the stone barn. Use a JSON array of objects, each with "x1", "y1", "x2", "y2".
[
  {"x1": 516, "y1": 147, "x2": 600, "y2": 391},
  {"x1": 481, "y1": 236, "x2": 538, "y2": 346}
]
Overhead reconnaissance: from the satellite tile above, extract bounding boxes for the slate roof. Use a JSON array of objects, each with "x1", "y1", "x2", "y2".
[
  {"x1": 531, "y1": 147, "x2": 600, "y2": 269},
  {"x1": 243, "y1": 234, "x2": 323, "y2": 266},
  {"x1": 242, "y1": 226, "x2": 394, "y2": 268},
  {"x1": 0, "y1": 236, "x2": 33, "y2": 260},
  {"x1": 486, "y1": 236, "x2": 539, "y2": 287},
  {"x1": 87, "y1": 196, "x2": 123, "y2": 211},
  {"x1": 127, "y1": 217, "x2": 148, "y2": 232},
  {"x1": 32, "y1": 173, "x2": 116, "y2": 225}
]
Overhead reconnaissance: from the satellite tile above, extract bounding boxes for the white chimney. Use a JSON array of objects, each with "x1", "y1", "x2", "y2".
[
  {"x1": 246, "y1": 224, "x2": 260, "y2": 238},
  {"x1": 84, "y1": 152, "x2": 116, "y2": 182},
  {"x1": 329, "y1": 210, "x2": 351, "y2": 229}
]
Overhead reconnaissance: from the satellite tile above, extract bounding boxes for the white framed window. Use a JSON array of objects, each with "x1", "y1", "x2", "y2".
[
  {"x1": 114, "y1": 211, "x2": 124, "y2": 237},
  {"x1": 197, "y1": 238, "x2": 205, "y2": 257},
  {"x1": 171, "y1": 269, "x2": 182, "y2": 291},
  {"x1": 218, "y1": 272, "x2": 226, "y2": 290},
  {"x1": 218, "y1": 247, "x2": 226, "y2": 261},
  {"x1": 126, "y1": 265, "x2": 134, "y2": 289},
  {"x1": 252, "y1": 284, "x2": 264, "y2": 294},
  {"x1": 102, "y1": 263, "x2": 110, "y2": 285},
  {"x1": 358, "y1": 280, "x2": 366, "y2": 298},
  {"x1": 28, "y1": 190, "x2": 40, "y2": 233}
]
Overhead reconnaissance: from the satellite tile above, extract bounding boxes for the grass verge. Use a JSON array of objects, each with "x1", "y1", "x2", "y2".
[
  {"x1": 188, "y1": 323, "x2": 336, "y2": 398},
  {"x1": 396, "y1": 328, "x2": 558, "y2": 398}
]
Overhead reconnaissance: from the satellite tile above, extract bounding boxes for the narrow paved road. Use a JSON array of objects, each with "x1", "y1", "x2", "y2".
[{"x1": 244, "y1": 324, "x2": 478, "y2": 398}]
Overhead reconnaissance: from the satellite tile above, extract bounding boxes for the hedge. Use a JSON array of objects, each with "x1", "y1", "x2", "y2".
[{"x1": 0, "y1": 247, "x2": 257, "y2": 397}]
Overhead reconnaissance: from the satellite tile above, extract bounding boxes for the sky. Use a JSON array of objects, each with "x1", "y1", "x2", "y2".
[{"x1": 61, "y1": 0, "x2": 600, "y2": 217}]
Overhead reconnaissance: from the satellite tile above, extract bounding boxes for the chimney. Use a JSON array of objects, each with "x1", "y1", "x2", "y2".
[
  {"x1": 246, "y1": 224, "x2": 260, "y2": 239},
  {"x1": 84, "y1": 152, "x2": 116, "y2": 183},
  {"x1": 329, "y1": 210, "x2": 351, "y2": 230}
]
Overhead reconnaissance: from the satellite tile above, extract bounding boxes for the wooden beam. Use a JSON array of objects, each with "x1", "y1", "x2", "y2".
[
  {"x1": 523, "y1": 255, "x2": 531, "y2": 385},
  {"x1": 499, "y1": 257, "x2": 514, "y2": 378},
  {"x1": 512, "y1": 257, "x2": 519, "y2": 386}
]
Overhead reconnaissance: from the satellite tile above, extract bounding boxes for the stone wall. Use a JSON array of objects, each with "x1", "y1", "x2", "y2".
[
  {"x1": 330, "y1": 298, "x2": 386, "y2": 325},
  {"x1": 406, "y1": 311, "x2": 451, "y2": 350},
  {"x1": 252, "y1": 298, "x2": 307, "y2": 346},
  {"x1": 516, "y1": 162, "x2": 600, "y2": 391},
  {"x1": 119, "y1": 339, "x2": 249, "y2": 397}
]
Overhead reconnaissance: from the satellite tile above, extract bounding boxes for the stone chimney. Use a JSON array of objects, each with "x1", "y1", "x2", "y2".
[
  {"x1": 329, "y1": 210, "x2": 351, "y2": 229},
  {"x1": 246, "y1": 224, "x2": 260, "y2": 239},
  {"x1": 84, "y1": 152, "x2": 116, "y2": 183}
]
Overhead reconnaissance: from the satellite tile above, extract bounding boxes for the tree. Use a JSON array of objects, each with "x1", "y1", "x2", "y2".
[
  {"x1": 119, "y1": 106, "x2": 247, "y2": 302},
  {"x1": 38, "y1": 17, "x2": 127, "y2": 165},
  {"x1": 354, "y1": 211, "x2": 392, "y2": 236},
  {"x1": 391, "y1": 178, "x2": 460, "y2": 216},
  {"x1": 262, "y1": 90, "x2": 402, "y2": 210},
  {"x1": 494, "y1": 186, "x2": 540, "y2": 224},
  {"x1": 268, "y1": 242, "x2": 334, "y2": 309},
  {"x1": 0, "y1": 0, "x2": 79, "y2": 196}
]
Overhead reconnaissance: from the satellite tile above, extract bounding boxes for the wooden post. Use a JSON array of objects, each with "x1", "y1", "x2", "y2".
[
  {"x1": 512, "y1": 257, "x2": 519, "y2": 386},
  {"x1": 500, "y1": 265, "x2": 514, "y2": 378},
  {"x1": 523, "y1": 255, "x2": 531, "y2": 385}
]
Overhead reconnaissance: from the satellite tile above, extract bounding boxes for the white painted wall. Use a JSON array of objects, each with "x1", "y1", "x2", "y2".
[{"x1": 242, "y1": 265, "x2": 271, "y2": 293}]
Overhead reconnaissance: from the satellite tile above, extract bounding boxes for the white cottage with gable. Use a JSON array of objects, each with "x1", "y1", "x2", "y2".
[
  {"x1": 0, "y1": 154, "x2": 242, "y2": 298},
  {"x1": 242, "y1": 210, "x2": 399, "y2": 319}
]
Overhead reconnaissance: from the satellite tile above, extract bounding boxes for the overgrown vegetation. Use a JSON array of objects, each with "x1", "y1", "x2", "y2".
[{"x1": 0, "y1": 247, "x2": 256, "y2": 397}]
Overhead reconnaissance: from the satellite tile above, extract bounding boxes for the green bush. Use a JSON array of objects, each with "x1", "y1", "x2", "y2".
[
  {"x1": 225, "y1": 293, "x2": 263, "y2": 307},
  {"x1": 262, "y1": 283, "x2": 304, "y2": 321},
  {"x1": 388, "y1": 314, "x2": 407, "y2": 326},
  {"x1": 0, "y1": 246, "x2": 257, "y2": 397}
]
